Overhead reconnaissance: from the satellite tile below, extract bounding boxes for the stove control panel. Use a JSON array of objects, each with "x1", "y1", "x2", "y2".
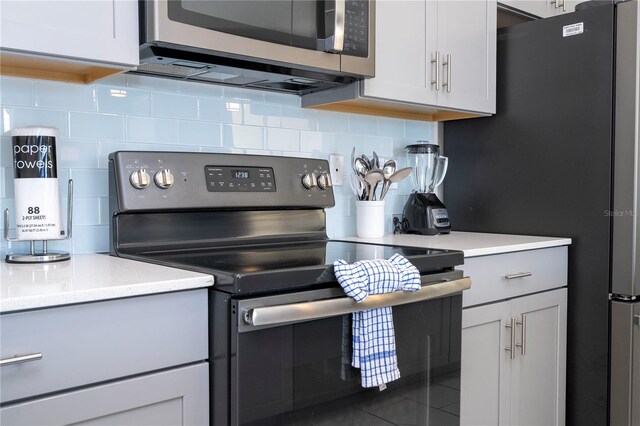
[
  {"x1": 205, "y1": 166, "x2": 275, "y2": 192},
  {"x1": 109, "y1": 151, "x2": 335, "y2": 211}
]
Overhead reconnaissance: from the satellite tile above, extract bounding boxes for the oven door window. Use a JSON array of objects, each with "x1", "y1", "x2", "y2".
[
  {"x1": 233, "y1": 295, "x2": 462, "y2": 426},
  {"x1": 168, "y1": 0, "x2": 329, "y2": 51}
]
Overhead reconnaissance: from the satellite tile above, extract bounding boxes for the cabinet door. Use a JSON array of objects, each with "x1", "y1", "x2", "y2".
[
  {"x1": 499, "y1": 0, "x2": 575, "y2": 18},
  {"x1": 499, "y1": 0, "x2": 556, "y2": 18},
  {"x1": 362, "y1": 0, "x2": 438, "y2": 106},
  {"x1": 510, "y1": 288, "x2": 567, "y2": 426},
  {"x1": 437, "y1": 0, "x2": 496, "y2": 114},
  {"x1": 0, "y1": 290, "x2": 208, "y2": 404},
  {"x1": 461, "y1": 300, "x2": 511, "y2": 426},
  {"x1": 0, "y1": 363, "x2": 209, "y2": 426},
  {"x1": 0, "y1": 0, "x2": 138, "y2": 67}
]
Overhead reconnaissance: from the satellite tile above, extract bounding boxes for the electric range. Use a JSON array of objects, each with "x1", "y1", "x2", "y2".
[{"x1": 109, "y1": 151, "x2": 468, "y2": 426}]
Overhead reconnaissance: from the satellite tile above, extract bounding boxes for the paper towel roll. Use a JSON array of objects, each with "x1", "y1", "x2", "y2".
[{"x1": 11, "y1": 126, "x2": 62, "y2": 240}]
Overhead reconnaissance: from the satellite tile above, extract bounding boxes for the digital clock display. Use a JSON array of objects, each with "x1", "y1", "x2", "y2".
[
  {"x1": 205, "y1": 165, "x2": 275, "y2": 192},
  {"x1": 232, "y1": 169, "x2": 250, "y2": 179}
]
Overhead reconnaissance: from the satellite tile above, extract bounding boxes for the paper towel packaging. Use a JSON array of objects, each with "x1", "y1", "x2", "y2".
[{"x1": 11, "y1": 126, "x2": 62, "y2": 240}]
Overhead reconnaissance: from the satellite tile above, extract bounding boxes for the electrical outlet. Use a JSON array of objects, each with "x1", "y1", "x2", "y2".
[{"x1": 329, "y1": 154, "x2": 344, "y2": 186}]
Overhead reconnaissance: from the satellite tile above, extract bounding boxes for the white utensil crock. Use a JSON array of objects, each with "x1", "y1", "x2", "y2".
[{"x1": 356, "y1": 200, "x2": 385, "y2": 238}]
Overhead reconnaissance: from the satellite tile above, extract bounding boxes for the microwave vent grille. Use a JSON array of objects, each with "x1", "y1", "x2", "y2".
[{"x1": 135, "y1": 63, "x2": 211, "y2": 78}]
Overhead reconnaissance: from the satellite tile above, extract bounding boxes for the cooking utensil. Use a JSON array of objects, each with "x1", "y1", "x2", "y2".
[
  {"x1": 364, "y1": 169, "x2": 384, "y2": 200},
  {"x1": 350, "y1": 174, "x2": 367, "y2": 200},
  {"x1": 369, "y1": 151, "x2": 382, "y2": 196},
  {"x1": 351, "y1": 146, "x2": 357, "y2": 175},
  {"x1": 378, "y1": 160, "x2": 397, "y2": 200},
  {"x1": 380, "y1": 166, "x2": 412, "y2": 200},
  {"x1": 354, "y1": 157, "x2": 370, "y2": 177},
  {"x1": 361, "y1": 154, "x2": 371, "y2": 170},
  {"x1": 382, "y1": 159, "x2": 397, "y2": 179},
  {"x1": 372, "y1": 151, "x2": 380, "y2": 170}
]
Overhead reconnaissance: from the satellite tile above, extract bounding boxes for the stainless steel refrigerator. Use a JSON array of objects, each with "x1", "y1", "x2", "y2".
[{"x1": 443, "y1": 2, "x2": 639, "y2": 425}]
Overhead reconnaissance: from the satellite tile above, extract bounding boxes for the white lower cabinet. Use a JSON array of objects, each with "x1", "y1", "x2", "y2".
[
  {"x1": 461, "y1": 284, "x2": 567, "y2": 426},
  {"x1": 0, "y1": 363, "x2": 209, "y2": 426},
  {"x1": 0, "y1": 290, "x2": 209, "y2": 425},
  {"x1": 460, "y1": 247, "x2": 568, "y2": 426}
]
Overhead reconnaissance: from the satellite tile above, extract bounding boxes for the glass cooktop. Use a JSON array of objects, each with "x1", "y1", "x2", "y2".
[{"x1": 134, "y1": 240, "x2": 463, "y2": 295}]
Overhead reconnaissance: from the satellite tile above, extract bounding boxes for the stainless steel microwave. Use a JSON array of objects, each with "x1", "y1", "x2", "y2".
[{"x1": 135, "y1": 0, "x2": 375, "y2": 95}]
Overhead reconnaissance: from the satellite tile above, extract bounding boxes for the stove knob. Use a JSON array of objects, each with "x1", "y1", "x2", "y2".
[
  {"x1": 129, "y1": 169, "x2": 151, "y2": 189},
  {"x1": 317, "y1": 172, "x2": 332, "y2": 190},
  {"x1": 154, "y1": 169, "x2": 175, "y2": 189},
  {"x1": 301, "y1": 172, "x2": 317, "y2": 189}
]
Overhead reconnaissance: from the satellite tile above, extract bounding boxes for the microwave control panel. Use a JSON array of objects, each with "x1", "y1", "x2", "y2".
[{"x1": 344, "y1": 0, "x2": 369, "y2": 58}]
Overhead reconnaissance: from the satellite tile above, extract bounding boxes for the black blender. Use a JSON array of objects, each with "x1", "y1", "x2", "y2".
[{"x1": 401, "y1": 142, "x2": 451, "y2": 235}]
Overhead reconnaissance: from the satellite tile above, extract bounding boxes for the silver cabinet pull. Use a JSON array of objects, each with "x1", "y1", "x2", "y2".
[
  {"x1": 325, "y1": 0, "x2": 346, "y2": 53},
  {"x1": 515, "y1": 314, "x2": 527, "y2": 356},
  {"x1": 504, "y1": 272, "x2": 533, "y2": 280},
  {"x1": 442, "y1": 54, "x2": 452, "y2": 93},
  {"x1": 0, "y1": 353, "x2": 43, "y2": 367},
  {"x1": 505, "y1": 317, "x2": 517, "y2": 360},
  {"x1": 430, "y1": 51, "x2": 440, "y2": 90},
  {"x1": 244, "y1": 277, "x2": 471, "y2": 327}
]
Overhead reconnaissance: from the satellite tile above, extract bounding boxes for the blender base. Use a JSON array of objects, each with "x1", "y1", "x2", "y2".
[{"x1": 402, "y1": 192, "x2": 451, "y2": 235}]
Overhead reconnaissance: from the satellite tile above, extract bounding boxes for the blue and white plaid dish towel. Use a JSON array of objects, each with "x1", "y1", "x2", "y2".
[{"x1": 334, "y1": 253, "x2": 421, "y2": 389}]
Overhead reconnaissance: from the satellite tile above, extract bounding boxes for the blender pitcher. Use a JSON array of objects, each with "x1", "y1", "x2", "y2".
[
  {"x1": 401, "y1": 142, "x2": 451, "y2": 235},
  {"x1": 407, "y1": 143, "x2": 449, "y2": 193}
]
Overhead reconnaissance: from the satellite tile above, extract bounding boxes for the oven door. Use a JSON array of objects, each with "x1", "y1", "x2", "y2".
[{"x1": 229, "y1": 272, "x2": 469, "y2": 426}]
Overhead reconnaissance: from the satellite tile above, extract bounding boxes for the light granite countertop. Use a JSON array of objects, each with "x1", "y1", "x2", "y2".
[
  {"x1": 0, "y1": 254, "x2": 213, "y2": 313},
  {"x1": 339, "y1": 231, "x2": 571, "y2": 257}
]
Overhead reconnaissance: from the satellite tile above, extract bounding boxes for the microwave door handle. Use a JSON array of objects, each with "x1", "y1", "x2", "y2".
[
  {"x1": 324, "y1": 0, "x2": 345, "y2": 53},
  {"x1": 243, "y1": 277, "x2": 471, "y2": 328}
]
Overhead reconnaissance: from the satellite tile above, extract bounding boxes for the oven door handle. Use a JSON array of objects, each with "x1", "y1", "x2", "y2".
[{"x1": 243, "y1": 277, "x2": 471, "y2": 327}]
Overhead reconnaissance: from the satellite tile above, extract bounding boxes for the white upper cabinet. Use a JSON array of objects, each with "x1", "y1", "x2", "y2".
[
  {"x1": 363, "y1": 0, "x2": 438, "y2": 106},
  {"x1": 0, "y1": 0, "x2": 139, "y2": 83},
  {"x1": 498, "y1": 0, "x2": 577, "y2": 18},
  {"x1": 302, "y1": 0, "x2": 497, "y2": 121},
  {"x1": 435, "y1": 0, "x2": 496, "y2": 113}
]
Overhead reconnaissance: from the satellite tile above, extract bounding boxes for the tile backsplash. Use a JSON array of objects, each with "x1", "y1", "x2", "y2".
[{"x1": 0, "y1": 74, "x2": 436, "y2": 256}]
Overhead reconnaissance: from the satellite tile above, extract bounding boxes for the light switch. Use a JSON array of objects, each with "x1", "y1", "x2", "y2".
[{"x1": 329, "y1": 154, "x2": 344, "y2": 186}]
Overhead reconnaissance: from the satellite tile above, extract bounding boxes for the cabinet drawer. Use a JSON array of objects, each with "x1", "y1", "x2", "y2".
[
  {"x1": 0, "y1": 289, "x2": 208, "y2": 404},
  {"x1": 460, "y1": 247, "x2": 568, "y2": 307},
  {"x1": 0, "y1": 363, "x2": 209, "y2": 426}
]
